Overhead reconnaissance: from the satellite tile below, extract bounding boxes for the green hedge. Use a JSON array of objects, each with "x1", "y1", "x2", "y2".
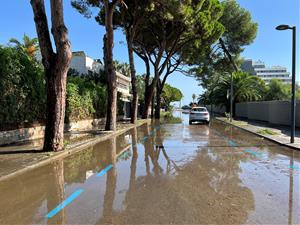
[
  {"x1": 66, "y1": 75, "x2": 107, "y2": 121},
  {"x1": 0, "y1": 46, "x2": 46, "y2": 130},
  {"x1": 0, "y1": 46, "x2": 108, "y2": 130}
]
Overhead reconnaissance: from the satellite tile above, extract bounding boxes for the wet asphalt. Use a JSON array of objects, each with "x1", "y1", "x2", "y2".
[{"x1": 0, "y1": 112, "x2": 299, "y2": 225}]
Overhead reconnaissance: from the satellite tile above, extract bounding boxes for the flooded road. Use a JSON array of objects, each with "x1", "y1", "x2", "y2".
[{"x1": 0, "y1": 113, "x2": 299, "y2": 225}]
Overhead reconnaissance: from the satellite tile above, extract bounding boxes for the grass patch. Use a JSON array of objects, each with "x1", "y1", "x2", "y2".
[
  {"x1": 64, "y1": 139, "x2": 71, "y2": 147},
  {"x1": 223, "y1": 118, "x2": 248, "y2": 126},
  {"x1": 232, "y1": 121, "x2": 248, "y2": 126},
  {"x1": 160, "y1": 111, "x2": 182, "y2": 124},
  {"x1": 257, "y1": 129, "x2": 279, "y2": 136}
]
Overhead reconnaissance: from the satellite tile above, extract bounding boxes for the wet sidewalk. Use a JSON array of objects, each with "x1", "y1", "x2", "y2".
[
  {"x1": 216, "y1": 117, "x2": 300, "y2": 150},
  {"x1": 0, "y1": 120, "x2": 149, "y2": 181}
]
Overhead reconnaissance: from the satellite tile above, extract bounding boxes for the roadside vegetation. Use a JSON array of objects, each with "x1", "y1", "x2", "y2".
[
  {"x1": 257, "y1": 129, "x2": 279, "y2": 136},
  {"x1": 160, "y1": 111, "x2": 182, "y2": 124}
]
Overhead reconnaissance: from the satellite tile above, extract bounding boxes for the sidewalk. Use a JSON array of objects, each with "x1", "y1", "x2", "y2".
[
  {"x1": 216, "y1": 117, "x2": 300, "y2": 150},
  {"x1": 0, "y1": 120, "x2": 149, "y2": 181}
]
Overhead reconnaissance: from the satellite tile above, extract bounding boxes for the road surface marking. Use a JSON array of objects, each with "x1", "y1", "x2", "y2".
[
  {"x1": 46, "y1": 189, "x2": 84, "y2": 218},
  {"x1": 96, "y1": 164, "x2": 113, "y2": 177},
  {"x1": 289, "y1": 165, "x2": 300, "y2": 171},
  {"x1": 228, "y1": 140, "x2": 238, "y2": 147},
  {"x1": 243, "y1": 149, "x2": 262, "y2": 156}
]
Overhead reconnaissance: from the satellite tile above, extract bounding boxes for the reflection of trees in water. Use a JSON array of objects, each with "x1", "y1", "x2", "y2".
[
  {"x1": 63, "y1": 132, "x2": 131, "y2": 184},
  {"x1": 0, "y1": 160, "x2": 66, "y2": 225},
  {"x1": 96, "y1": 123, "x2": 255, "y2": 224},
  {"x1": 47, "y1": 159, "x2": 66, "y2": 225},
  {"x1": 96, "y1": 136, "x2": 117, "y2": 225}
]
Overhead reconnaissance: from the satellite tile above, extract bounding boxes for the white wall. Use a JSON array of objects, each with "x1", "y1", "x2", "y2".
[{"x1": 85, "y1": 56, "x2": 94, "y2": 72}]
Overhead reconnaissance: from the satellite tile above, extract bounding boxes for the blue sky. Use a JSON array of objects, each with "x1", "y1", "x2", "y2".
[{"x1": 0, "y1": 0, "x2": 299, "y2": 105}]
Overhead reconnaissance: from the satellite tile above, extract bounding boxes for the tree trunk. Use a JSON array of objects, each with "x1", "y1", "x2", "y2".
[
  {"x1": 30, "y1": 0, "x2": 71, "y2": 152},
  {"x1": 126, "y1": 32, "x2": 138, "y2": 124},
  {"x1": 105, "y1": 5, "x2": 117, "y2": 131},
  {"x1": 142, "y1": 68, "x2": 160, "y2": 119},
  {"x1": 142, "y1": 83, "x2": 155, "y2": 119},
  {"x1": 142, "y1": 74, "x2": 151, "y2": 119},
  {"x1": 43, "y1": 67, "x2": 68, "y2": 151},
  {"x1": 155, "y1": 86, "x2": 161, "y2": 119},
  {"x1": 151, "y1": 94, "x2": 155, "y2": 119}
]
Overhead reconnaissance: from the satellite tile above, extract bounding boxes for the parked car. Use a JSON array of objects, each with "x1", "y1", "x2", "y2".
[
  {"x1": 189, "y1": 107, "x2": 210, "y2": 125},
  {"x1": 181, "y1": 105, "x2": 191, "y2": 110}
]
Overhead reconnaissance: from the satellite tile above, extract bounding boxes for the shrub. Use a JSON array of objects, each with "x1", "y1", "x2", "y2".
[
  {"x1": 66, "y1": 76, "x2": 107, "y2": 121},
  {"x1": 0, "y1": 46, "x2": 46, "y2": 130}
]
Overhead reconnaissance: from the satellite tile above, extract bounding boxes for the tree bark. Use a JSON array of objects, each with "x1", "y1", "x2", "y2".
[
  {"x1": 155, "y1": 82, "x2": 162, "y2": 119},
  {"x1": 142, "y1": 67, "x2": 160, "y2": 119},
  {"x1": 126, "y1": 32, "x2": 138, "y2": 124},
  {"x1": 30, "y1": 0, "x2": 71, "y2": 152},
  {"x1": 105, "y1": 3, "x2": 117, "y2": 131},
  {"x1": 151, "y1": 94, "x2": 155, "y2": 119}
]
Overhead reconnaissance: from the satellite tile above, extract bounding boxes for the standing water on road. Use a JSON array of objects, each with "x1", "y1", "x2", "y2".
[{"x1": 0, "y1": 113, "x2": 299, "y2": 224}]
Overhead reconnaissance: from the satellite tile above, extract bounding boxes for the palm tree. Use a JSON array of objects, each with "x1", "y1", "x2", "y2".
[
  {"x1": 113, "y1": 60, "x2": 130, "y2": 77},
  {"x1": 9, "y1": 34, "x2": 39, "y2": 57},
  {"x1": 192, "y1": 93, "x2": 196, "y2": 104},
  {"x1": 211, "y1": 71, "x2": 266, "y2": 115}
]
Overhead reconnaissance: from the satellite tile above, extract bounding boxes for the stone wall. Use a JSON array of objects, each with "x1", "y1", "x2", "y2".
[{"x1": 0, "y1": 118, "x2": 105, "y2": 146}]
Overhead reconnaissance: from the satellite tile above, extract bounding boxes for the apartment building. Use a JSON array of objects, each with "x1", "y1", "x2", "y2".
[{"x1": 241, "y1": 59, "x2": 292, "y2": 84}]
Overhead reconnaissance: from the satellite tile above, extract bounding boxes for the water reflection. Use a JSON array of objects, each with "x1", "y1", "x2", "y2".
[
  {"x1": 91, "y1": 123, "x2": 255, "y2": 224},
  {"x1": 97, "y1": 136, "x2": 117, "y2": 225},
  {"x1": 47, "y1": 160, "x2": 65, "y2": 225}
]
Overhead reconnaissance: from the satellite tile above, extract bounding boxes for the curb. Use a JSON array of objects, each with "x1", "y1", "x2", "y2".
[
  {"x1": 215, "y1": 118, "x2": 300, "y2": 151},
  {"x1": 0, "y1": 119, "x2": 150, "y2": 182}
]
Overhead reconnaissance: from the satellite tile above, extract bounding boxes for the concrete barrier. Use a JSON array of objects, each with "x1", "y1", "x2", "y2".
[
  {"x1": 235, "y1": 100, "x2": 300, "y2": 127},
  {"x1": 205, "y1": 105, "x2": 226, "y2": 115}
]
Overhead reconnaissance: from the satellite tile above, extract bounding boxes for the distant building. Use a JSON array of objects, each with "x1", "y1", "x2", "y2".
[
  {"x1": 241, "y1": 59, "x2": 292, "y2": 84},
  {"x1": 70, "y1": 51, "x2": 103, "y2": 74},
  {"x1": 69, "y1": 51, "x2": 132, "y2": 118}
]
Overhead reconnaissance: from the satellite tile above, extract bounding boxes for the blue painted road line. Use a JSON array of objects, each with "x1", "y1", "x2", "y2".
[
  {"x1": 228, "y1": 140, "x2": 238, "y2": 147},
  {"x1": 143, "y1": 136, "x2": 149, "y2": 140},
  {"x1": 243, "y1": 149, "x2": 262, "y2": 156},
  {"x1": 46, "y1": 189, "x2": 84, "y2": 218},
  {"x1": 289, "y1": 165, "x2": 300, "y2": 171},
  {"x1": 96, "y1": 164, "x2": 113, "y2": 177}
]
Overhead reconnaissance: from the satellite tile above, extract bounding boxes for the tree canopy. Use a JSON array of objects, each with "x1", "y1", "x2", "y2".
[{"x1": 161, "y1": 83, "x2": 183, "y2": 111}]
